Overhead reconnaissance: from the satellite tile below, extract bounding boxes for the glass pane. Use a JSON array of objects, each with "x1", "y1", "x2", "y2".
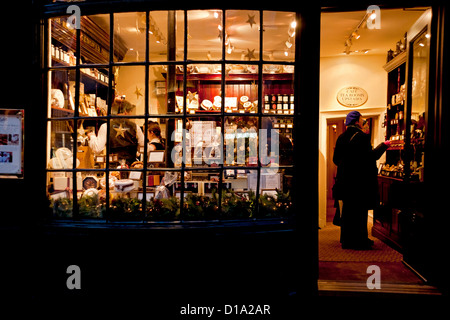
[
  {"x1": 177, "y1": 170, "x2": 221, "y2": 220},
  {"x1": 179, "y1": 118, "x2": 222, "y2": 168},
  {"x1": 49, "y1": 69, "x2": 76, "y2": 118},
  {"x1": 225, "y1": 64, "x2": 258, "y2": 114},
  {"x1": 100, "y1": 117, "x2": 145, "y2": 167},
  {"x1": 225, "y1": 10, "x2": 260, "y2": 61},
  {"x1": 258, "y1": 168, "x2": 293, "y2": 218},
  {"x1": 224, "y1": 116, "x2": 258, "y2": 166},
  {"x1": 149, "y1": 65, "x2": 183, "y2": 115},
  {"x1": 145, "y1": 171, "x2": 181, "y2": 220},
  {"x1": 48, "y1": 171, "x2": 74, "y2": 218},
  {"x1": 262, "y1": 64, "x2": 294, "y2": 115},
  {"x1": 114, "y1": 66, "x2": 145, "y2": 115},
  {"x1": 47, "y1": 120, "x2": 76, "y2": 170},
  {"x1": 187, "y1": 10, "x2": 222, "y2": 60},
  {"x1": 114, "y1": 12, "x2": 146, "y2": 62},
  {"x1": 261, "y1": 117, "x2": 294, "y2": 166},
  {"x1": 184, "y1": 64, "x2": 222, "y2": 114},
  {"x1": 410, "y1": 30, "x2": 429, "y2": 182},
  {"x1": 263, "y1": 11, "x2": 296, "y2": 62},
  {"x1": 78, "y1": 171, "x2": 108, "y2": 218},
  {"x1": 222, "y1": 168, "x2": 257, "y2": 219},
  {"x1": 81, "y1": 14, "x2": 110, "y2": 64},
  {"x1": 149, "y1": 11, "x2": 184, "y2": 61},
  {"x1": 80, "y1": 67, "x2": 109, "y2": 117},
  {"x1": 50, "y1": 17, "x2": 77, "y2": 67}
]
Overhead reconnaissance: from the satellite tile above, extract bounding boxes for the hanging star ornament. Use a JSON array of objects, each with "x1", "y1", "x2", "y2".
[
  {"x1": 246, "y1": 14, "x2": 256, "y2": 28},
  {"x1": 134, "y1": 86, "x2": 143, "y2": 100},
  {"x1": 113, "y1": 123, "x2": 129, "y2": 138},
  {"x1": 245, "y1": 48, "x2": 256, "y2": 61}
]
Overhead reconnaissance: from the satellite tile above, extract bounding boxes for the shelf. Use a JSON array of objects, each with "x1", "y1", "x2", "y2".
[{"x1": 383, "y1": 51, "x2": 407, "y2": 72}]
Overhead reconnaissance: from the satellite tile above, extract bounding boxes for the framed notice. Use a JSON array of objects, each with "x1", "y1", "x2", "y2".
[{"x1": 0, "y1": 109, "x2": 24, "y2": 178}]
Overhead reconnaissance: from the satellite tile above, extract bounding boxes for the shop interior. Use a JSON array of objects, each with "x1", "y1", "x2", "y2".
[
  {"x1": 47, "y1": 10, "x2": 296, "y2": 220},
  {"x1": 318, "y1": 6, "x2": 439, "y2": 293}
]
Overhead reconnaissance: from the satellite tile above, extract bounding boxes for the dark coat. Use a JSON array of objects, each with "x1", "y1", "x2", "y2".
[{"x1": 333, "y1": 125, "x2": 388, "y2": 209}]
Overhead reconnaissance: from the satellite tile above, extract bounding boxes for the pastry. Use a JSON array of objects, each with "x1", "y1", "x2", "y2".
[
  {"x1": 243, "y1": 101, "x2": 253, "y2": 111},
  {"x1": 240, "y1": 96, "x2": 249, "y2": 105},
  {"x1": 131, "y1": 161, "x2": 143, "y2": 169},
  {"x1": 99, "y1": 175, "x2": 117, "y2": 189},
  {"x1": 114, "y1": 179, "x2": 135, "y2": 192}
]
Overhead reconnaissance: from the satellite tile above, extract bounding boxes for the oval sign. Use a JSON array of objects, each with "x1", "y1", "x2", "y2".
[{"x1": 336, "y1": 86, "x2": 368, "y2": 107}]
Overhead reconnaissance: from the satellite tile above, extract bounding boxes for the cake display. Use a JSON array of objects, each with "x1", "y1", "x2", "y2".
[{"x1": 114, "y1": 179, "x2": 135, "y2": 192}]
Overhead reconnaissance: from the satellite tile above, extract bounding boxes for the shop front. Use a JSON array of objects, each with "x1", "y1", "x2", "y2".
[{"x1": 1, "y1": 0, "x2": 449, "y2": 311}]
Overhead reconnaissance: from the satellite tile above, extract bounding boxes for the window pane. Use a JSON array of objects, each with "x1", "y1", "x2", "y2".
[
  {"x1": 187, "y1": 10, "x2": 222, "y2": 60},
  {"x1": 149, "y1": 11, "x2": 185, "y2": 62},
  {"x1": 114, "y1": 12, "x2": 146, "y2": 62},
  {"x1": 47, "y1": 120, "x2": 76, "y2": 170},
  {"x1": 222, "y1": 169, "x2": 257, "y2": 219},
  {"x1": 177, "y1": 170, "x2": 221, "y2": 220},
  {"x1": 81, "y1": 14, "x2": 110, "y2": 64},
  {"x1": 149, "y1": 65, "x2": 183, "y2": 115},
  {"x1": 185, "y1": 64, "x2": 222, "y2": 114},
  {"x1": 225, "y1": 64, "x2": 258, "y2": 114},
  {"x1": 145, "y1": 170, "x2": 181, "y2": 220},
  {"x1": 185, "y1": 117, "x2": 222, "y2": 168},
  {"x1": 48, "y1": 171, "x2": 74, "y2": 218},
  {"x1": 263, "y1": 11, "x2": 296, "y2": 62},
  {"x1": 261, "y1": 116, "x2": 294, "y2": 166},
  {"x1": 262, "y1": 64, "x2": 294, "y2": 115},
  {"x1": 114, "y1": 66, "x2": 145, "y2": 115},
  {"x1": 258, "y1": 168, "x2": 293, "y2": 218},
  {"x1": 224, "y1": 116, "x2": 258, "y2": 166},
  {"x1": 225, "y1": 10, "x2": 260, "y2": 61},
  {"x1": 50, "y1": 17, "x2": 77, "y2": 67},
  {"x1": 49, "y1": 69, "x2": 76, "y2": 118}
]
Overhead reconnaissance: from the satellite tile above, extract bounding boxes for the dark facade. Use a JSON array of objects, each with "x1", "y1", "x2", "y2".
[{"x1": 1, "y1": 0, "x2": 449, "y2": 313}]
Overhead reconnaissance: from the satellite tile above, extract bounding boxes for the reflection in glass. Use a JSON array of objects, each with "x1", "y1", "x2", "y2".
[
  {"x1": 263, "y1": 11, "x2": 296, "y2": 62},
  {"x1": 149, "y1": 11, "x2": 185, "y2": 61},
  {"x1": 261, "y1": 117, "x2": 294, "y2": 166}
]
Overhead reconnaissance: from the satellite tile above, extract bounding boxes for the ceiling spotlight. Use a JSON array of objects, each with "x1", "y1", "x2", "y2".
[
  {"x1": 369, "y1": 11, "x2": 377, "y2": 21},
  {"x1": 285, "y1": 39, "x2": 293, "y2": 49},
  {"x1": 290, "y1": 21, "x2": 297, "y2": 29},
  {"x1": 214, "y1": 11, "x2": 219, "y2": 19},
  {"x1": 284, "y1": 51, "x2": 289, "y2": 57}
]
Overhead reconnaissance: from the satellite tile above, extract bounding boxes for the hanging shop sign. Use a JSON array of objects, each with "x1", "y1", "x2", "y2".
[{"x1": 336, "y1": 86, "x2": 368, "y2": 107}]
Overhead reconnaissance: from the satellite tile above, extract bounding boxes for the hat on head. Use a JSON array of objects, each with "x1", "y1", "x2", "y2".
[{"x1": 345, "y1": 111, "x2": 361, "y2": 126}]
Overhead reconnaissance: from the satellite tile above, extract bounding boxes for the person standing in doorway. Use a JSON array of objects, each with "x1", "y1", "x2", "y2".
[{"x1": 333, "y1": 111, "x2": 391, "y2": 249}]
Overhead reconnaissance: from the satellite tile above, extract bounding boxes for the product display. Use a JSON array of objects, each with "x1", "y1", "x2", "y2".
[{"x1": 114, "y1": 179, "x2": 135, "y2": 192}]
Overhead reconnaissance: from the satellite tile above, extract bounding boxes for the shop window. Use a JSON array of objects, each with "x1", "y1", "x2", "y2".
[{"x1": 46, "y1": 9, "x2": 297, "y2": 222}]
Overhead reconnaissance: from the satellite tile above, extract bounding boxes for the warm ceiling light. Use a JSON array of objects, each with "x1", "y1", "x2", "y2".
[
  {"x1": 369, "y1": 11, "x2": 377, "y2": 21},
  {"x1": 284, "y1": 51, "x2": 289, "y2": 57},
  {"x1": 218, "y1": 24, "x2": 223, "y2": 31},
  {"x1": 425, "y1": 33, "x2": 431, "y2": 39},
  {"x1": 290, "y1": 21, "x2": 297, "y2": 29},
  {"x1": 214, "y1": 11, "x2": 219, "y2": 19},
  {"x1": 285, "y1": 39, "x2": 293, "y2": 49}
]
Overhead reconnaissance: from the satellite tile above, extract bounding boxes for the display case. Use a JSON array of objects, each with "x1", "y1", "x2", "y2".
[{"x1": 373, "y1": 13, "x2": 430, "y2": 252}]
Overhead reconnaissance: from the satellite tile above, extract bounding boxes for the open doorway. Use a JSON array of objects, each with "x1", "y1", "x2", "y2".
[{"x1": 318, "y1": 6, "x2": 439, "y2": 295}]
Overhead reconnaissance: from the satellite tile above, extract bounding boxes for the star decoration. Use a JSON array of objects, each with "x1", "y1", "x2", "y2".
[
  {"x1": 245, "y1": 48, "x2": 256, "y2": 60},
  {"x1": 134, "y1": 86, "x2": 143, "y2": 100},
  {"x1": 246, "y1": 14, "x2": 256, "y2": 28},
  {"x1": 187, "y1": 91, "x2": 198, "y2": 102},
  {"x1": 113, "y1": 123, "x2": 129, "y2": 138}
]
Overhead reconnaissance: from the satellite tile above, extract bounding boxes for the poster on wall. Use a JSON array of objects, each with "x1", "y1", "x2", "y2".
[{"x1": 0, "y1": 109, "x2": 24, "y2": 178}]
